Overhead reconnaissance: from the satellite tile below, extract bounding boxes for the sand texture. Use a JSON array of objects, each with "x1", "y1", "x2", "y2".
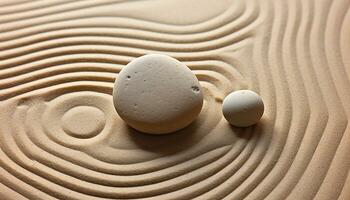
[{"x1": 0, "y1": 0, "x2": 350, "y2": 199}]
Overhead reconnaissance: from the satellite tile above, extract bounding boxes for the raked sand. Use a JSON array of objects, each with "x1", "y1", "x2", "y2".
[{"x1": 0, "y1": 0, "x2": 349, "y2": 199}]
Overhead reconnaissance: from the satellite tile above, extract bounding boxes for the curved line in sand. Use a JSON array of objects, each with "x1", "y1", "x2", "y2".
[{"x1": 1, "y1": 0, "x2": 349, "y2": 199}]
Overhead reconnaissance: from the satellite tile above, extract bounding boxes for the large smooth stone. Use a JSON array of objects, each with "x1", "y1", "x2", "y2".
[{"x1": 113, "y1": 54, "x2": 203, "y2": 134}]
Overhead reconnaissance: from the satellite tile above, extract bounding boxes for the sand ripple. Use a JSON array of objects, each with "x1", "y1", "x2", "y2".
[{"x1": 0, "y1": 0, "x2": 349, "y2": 199}]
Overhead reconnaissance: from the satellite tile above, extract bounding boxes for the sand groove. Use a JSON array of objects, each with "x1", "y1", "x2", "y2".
[{"x1": 0, "y1": 0, "x2": 349, "y2": 199}]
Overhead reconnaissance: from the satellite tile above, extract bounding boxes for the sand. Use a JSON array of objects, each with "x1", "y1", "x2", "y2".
[{"x1": 0, "y1": 0, "x2": 349, "y2": 199}]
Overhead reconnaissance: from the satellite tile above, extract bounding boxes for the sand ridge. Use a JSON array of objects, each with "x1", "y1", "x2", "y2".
[{"x1": 0, "y1": 0, "x2": 349, "y2": 199}]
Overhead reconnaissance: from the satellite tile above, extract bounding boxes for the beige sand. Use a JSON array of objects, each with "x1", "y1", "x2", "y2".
[{"x1": 0, "y1": 0, "x2": 349, "y2": 199}]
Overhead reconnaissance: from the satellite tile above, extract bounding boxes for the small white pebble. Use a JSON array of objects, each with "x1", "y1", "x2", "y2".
[{"x1": 222, "y1": 90, "x2": 264, "y2": 127}]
